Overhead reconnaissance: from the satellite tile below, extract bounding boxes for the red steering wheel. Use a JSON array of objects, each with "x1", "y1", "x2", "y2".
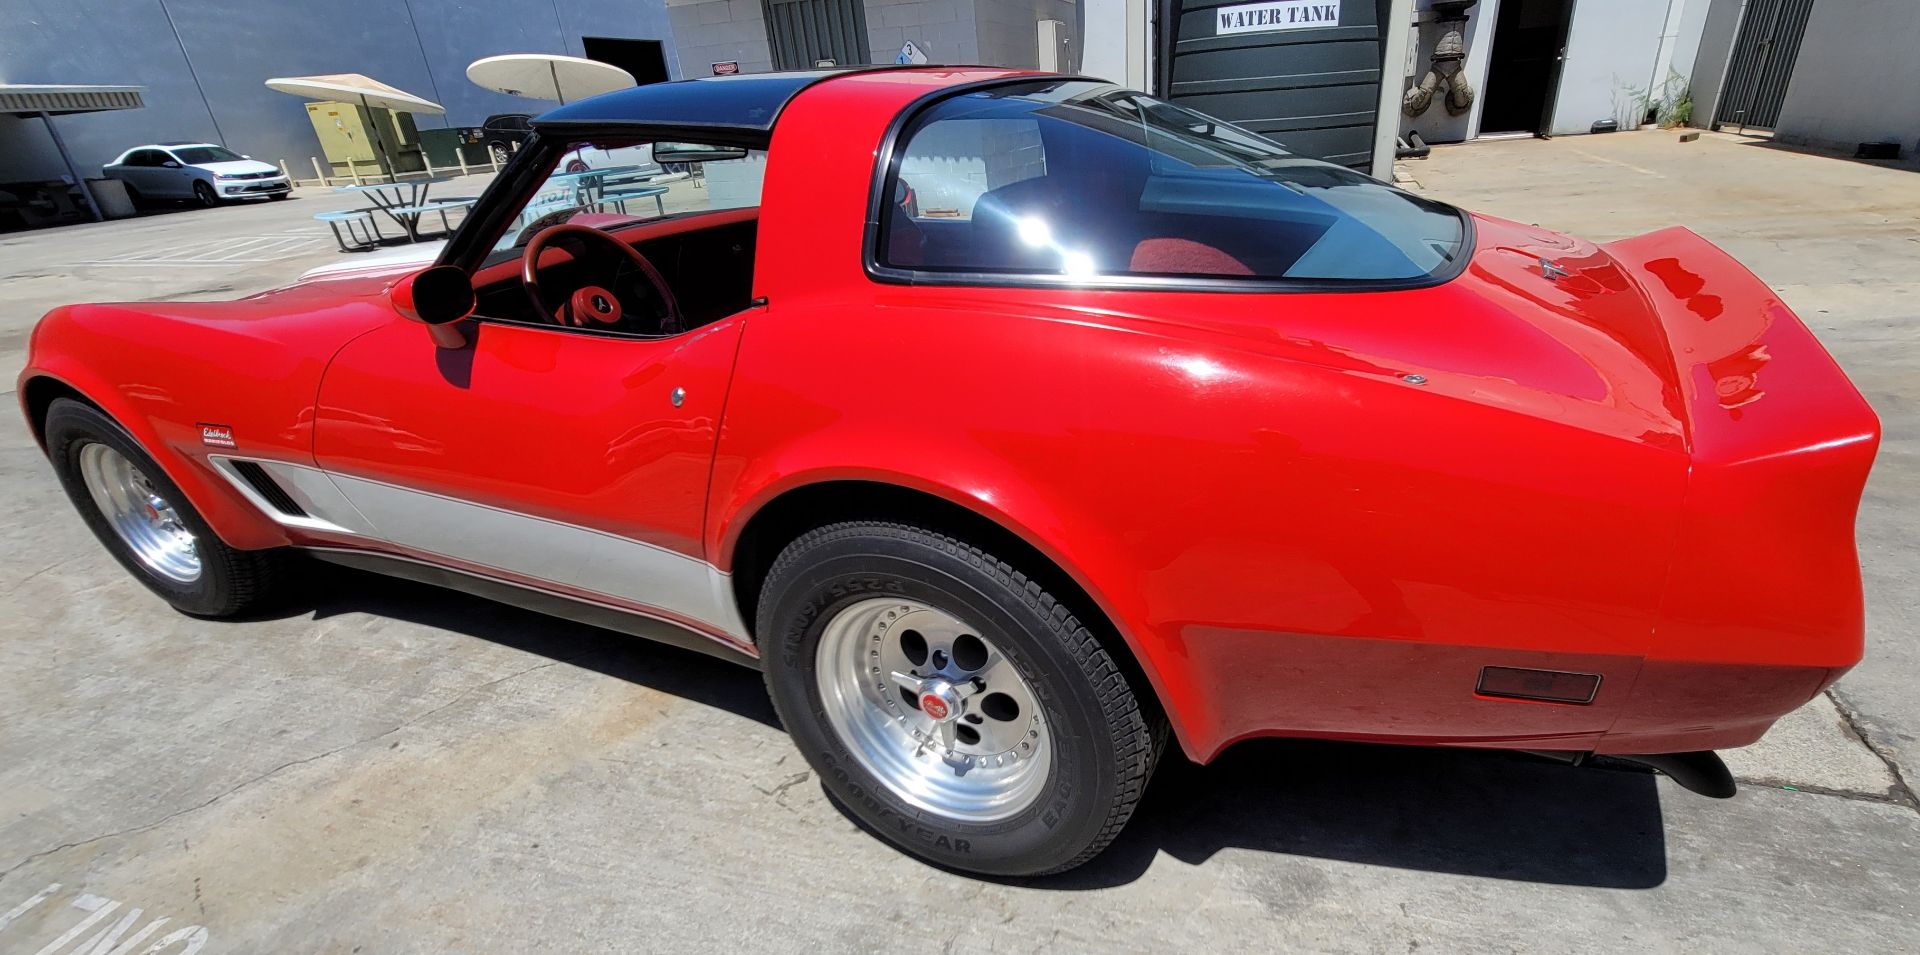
[{"x1": 521, "y1": 223, "x2": 683, "y2": 334}]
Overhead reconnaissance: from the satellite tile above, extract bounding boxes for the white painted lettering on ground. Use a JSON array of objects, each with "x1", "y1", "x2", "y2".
[
  {"x1": 0, "y1": 883, "x2": 63, "y2": 933},
  {"x1": 1215, "y1": 0, "x2": 1340, "y2": 35},
  {"x1": 0, "y1": 883, "x2": 207, "y2": 955}
]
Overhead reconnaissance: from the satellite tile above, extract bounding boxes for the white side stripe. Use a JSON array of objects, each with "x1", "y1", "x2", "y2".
[{"x1": 211, "y1": 458, "x2": 749, "y2": 640}]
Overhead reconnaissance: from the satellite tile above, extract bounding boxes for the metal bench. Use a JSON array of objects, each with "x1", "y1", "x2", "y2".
[
  {"x1": 314, "y1": 209, "x2": 383, "y2": 252},
  {"x1": 594, "y1": 185, "x2": 668, "y2": 218}
]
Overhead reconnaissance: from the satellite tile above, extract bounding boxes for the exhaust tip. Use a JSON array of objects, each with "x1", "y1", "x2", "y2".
[{"x1": 1610, "y1": 751, "x2": 1738, "y2": 799}]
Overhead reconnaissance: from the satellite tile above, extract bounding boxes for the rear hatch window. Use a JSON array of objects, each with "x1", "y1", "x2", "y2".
[{"x1": 878, "y1": 80, "x2": 1467, "y2": 286}]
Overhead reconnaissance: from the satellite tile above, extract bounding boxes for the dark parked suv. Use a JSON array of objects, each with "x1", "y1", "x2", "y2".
[{"x1": 479, "y1": 114, "x2": 533, "y2": 164}]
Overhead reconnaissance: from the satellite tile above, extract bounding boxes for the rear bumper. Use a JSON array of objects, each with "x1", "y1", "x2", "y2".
[
  {"x1": 1595, "y1": 660, "x2": 1848, "y2": 753},
  {"x1": 1178, "y1": 627, "x2": 1851, "y2": 761}
]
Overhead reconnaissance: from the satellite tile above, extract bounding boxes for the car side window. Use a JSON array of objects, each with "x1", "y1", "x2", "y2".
[
  {"x1": 876, "y1": 81, "x2": 1466, "y2": 285},
  {"x1": 465, "y1": 138, "x2": 768, "y2": 336},
  {"x1": 491, "y1": 142, "x2": 769, "y2": 254},
  {"x1": 892, "y1": 117, "x2": 1046, "y2": 221}
]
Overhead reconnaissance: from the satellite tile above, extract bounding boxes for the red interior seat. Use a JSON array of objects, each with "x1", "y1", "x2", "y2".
[{"x1": 1129, "y1": 237, "x2": 1253, "y2": 276}]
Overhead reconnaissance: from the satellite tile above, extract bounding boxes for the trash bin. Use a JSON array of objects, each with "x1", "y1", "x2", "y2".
[
  {"x1": 85, "y1": 178, "x2": 137, "y2": 219},
  {"x1": 419, "y1": 127, "x2": 462, "y2": 168}
]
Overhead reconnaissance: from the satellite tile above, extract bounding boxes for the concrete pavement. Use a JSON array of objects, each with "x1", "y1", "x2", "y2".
[{"x1": 1, "y1": 131, "x2": 1917, "y2": 953}]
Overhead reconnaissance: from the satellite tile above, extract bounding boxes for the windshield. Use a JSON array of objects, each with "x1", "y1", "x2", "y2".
[
  {"x1": 490, "y1": 140, "x2": 768, "y2": 255},
  {"x1": 878, "y1": 81, "x2": 1467, "y2": 284},
  {"x1": 174, "y1": 146, "x2": 245, "y2": 165}
]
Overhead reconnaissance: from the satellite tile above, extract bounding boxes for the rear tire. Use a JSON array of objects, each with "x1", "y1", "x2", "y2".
[
  {"x1": 489, "y1": 142, "x2": 511, "y2": 165},
  {"x1": 758, "y1": 521, "x2": 1163, "y2": 876},
  {"x1": 44, "y1": 398, "x2": 291, "y2": 617}
]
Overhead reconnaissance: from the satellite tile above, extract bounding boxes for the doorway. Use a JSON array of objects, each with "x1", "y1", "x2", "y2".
[
  {"x1": 1712, "y1": 0, "x2": 1815, "y2": 132},
  {"x1": 581, "y1": 37, "x2": 670, "y2": 85},
  {"x1": 1477, "y1": 0, "x2": 1575, "y2": 136}
]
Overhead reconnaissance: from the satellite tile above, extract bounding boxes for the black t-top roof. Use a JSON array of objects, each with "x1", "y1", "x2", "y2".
[{"x1": 532, "y1": 70, "x2": 852, "y2": 135}]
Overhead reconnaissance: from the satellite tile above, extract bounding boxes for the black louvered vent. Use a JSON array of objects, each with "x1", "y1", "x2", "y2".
[{"x1": 231, "y1": 461, "x2": 307, "y2": 517}]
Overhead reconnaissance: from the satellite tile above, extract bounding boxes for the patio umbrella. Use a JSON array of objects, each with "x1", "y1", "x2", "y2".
[
  {"x1": 465, "y1": 54, "x2": 635, "y2": 105},
  {"x1": 265, "y1": 73, "x2": 444, "y2": 179}
]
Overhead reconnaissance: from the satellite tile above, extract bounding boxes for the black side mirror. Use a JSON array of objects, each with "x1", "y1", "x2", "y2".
[{"x1": 389, "y1": 265, "x2": 475, "y2": 348}]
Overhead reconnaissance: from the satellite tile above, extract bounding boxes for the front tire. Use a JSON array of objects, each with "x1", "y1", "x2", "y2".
[
  {"x1": 44, "y1": 398, "x2": 290, "y2": 617},
  {"x1": 192, "y1": 180, "x2": 219, "y2": 207},
  {"x1": 758, "y1": 522, "x2": 1162, "y2": 876}
]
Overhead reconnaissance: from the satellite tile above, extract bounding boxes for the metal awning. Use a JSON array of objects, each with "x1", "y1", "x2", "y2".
[
  {"x1": 1, "y1": 84, "x2": 148, "y2": 222},
  {"x1": 0, "y1": 84, "x2": 146, "y2": 116}
]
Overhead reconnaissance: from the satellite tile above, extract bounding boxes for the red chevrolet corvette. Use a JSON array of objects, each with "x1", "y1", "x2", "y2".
[{"x1": 20, "y1": 68, "x2": 1879, "y2": 876}]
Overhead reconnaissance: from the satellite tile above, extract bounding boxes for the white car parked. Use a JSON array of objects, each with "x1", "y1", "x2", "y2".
[
  {"x1": 103, "y1": 143, "x2": 292, "y2": 206},
  {"x1": 560, "y1": 142, "x2": 665, "y2": 176}
]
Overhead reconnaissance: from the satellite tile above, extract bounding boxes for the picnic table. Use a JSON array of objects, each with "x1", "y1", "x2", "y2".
[
  {"x1": 545, "y1": 165, "x2": 645, "y2": 209},
  {"x1": 389, "y1": 197, "x2": 479, "y2": 239},
  {"x1": 334, "y1": 179, "x2": 450, "y2": 241},
  {"x1": 314, "y1": 209, "x2": 384, "y2": 252},
  {"x1": 596, "y1": 185, "x2": 668, "y2": 217}
]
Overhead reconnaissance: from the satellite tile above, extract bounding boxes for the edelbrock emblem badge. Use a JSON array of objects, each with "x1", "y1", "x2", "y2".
[
  {"x1": 920, "y1": 694, "x2": 951, "y2": 720},
  {"x1": 199, "y1": 424, "x2": 236, "y2": 448}
]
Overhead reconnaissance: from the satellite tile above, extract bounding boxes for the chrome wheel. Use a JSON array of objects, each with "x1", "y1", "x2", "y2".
[
  {"x1": 77, "y1": 443, "x2": 201, "y2": 583},
  {"x1": 816, "y1": 598, "x2": 1049, "y2": 822},
  {"x1": 490, "y1": 143, "x2": 511, "y2": 164}
]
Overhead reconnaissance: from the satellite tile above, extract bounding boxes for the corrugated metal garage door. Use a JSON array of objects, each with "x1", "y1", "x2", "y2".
[
  {"x1": 1713, "y1": 0, "x2": 1815, "y2": 132},
  {"x1": 764, "y1": 0, "x2": 871, "y2": 71},
  {"x1": 1157, "y1": 0, "x2": 1388, "y2": 169}
]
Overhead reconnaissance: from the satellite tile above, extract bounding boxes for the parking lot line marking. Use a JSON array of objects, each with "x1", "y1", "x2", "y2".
[
  {"x1": 84, "y1": 259, "x2": 318, "y2": 267},
  {"x1": 211, "y1": 237, "x2": 307, "y2": 261},
  {"x1": 79, "y1": 232, "x2": 331, "y2": 268},
  {"x1": 1566, "y1": 148, "x2": 1664, "y2": 178}
]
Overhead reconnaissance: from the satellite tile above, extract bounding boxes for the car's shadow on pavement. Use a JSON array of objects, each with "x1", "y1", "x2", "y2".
[
  {"x1": 284, "y1": 564, "x2": 1668, "y2": 891},
  {"x1": 289, "y1": 563, "x2": 782, "y2": 730},
  {"x1": 1043, "y1": 741, "x2": 1667, "y2": 890}
]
